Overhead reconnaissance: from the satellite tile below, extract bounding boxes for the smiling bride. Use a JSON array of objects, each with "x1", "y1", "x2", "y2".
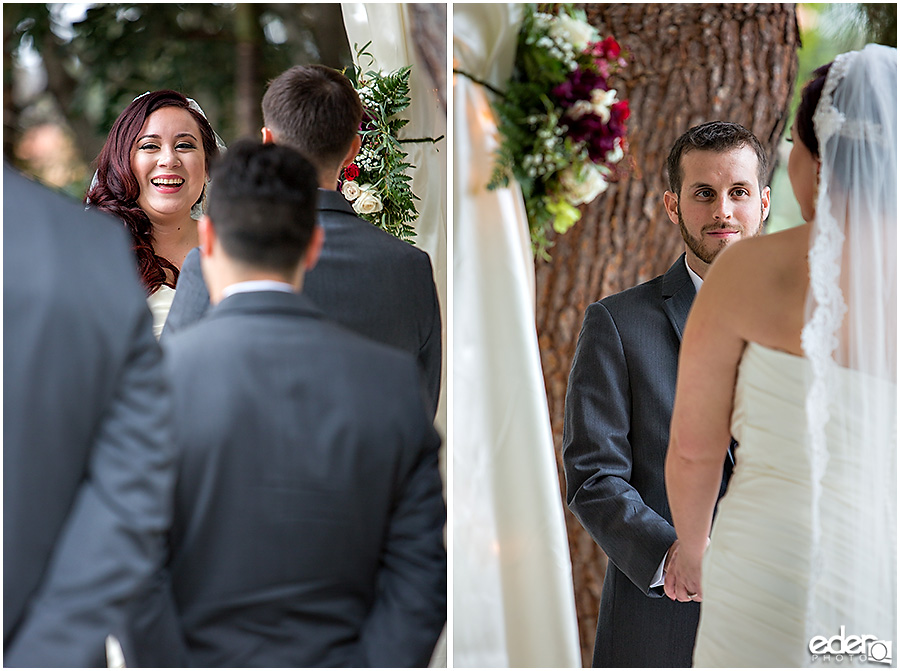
[{"x1": 86, "y1": 90, "x2": 223, "y2": 337}]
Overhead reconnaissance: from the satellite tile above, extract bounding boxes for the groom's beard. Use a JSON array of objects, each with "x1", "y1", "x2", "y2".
[{"x1": 678, "y1": 203, "x2": 766, "y2": 266}]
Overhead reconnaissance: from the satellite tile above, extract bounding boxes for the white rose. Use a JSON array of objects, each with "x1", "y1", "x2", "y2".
[
  {"x1": 567, "y1": 99, "x2": 594, "y2": 120},
  {"x1": 352, "y1": 184, "x2": 383, "y2": 214},
  {"x1": 605, "y1": 138, "x2": 625, "y2": 165},
  {"x1": 590, "y1": 88, "x2": 618, "y2": 124},
  {"x1": 341, "y1": 180, "x2": 362, "y2": 201},
  {"x1": 567, "y1": 89, "x2": 618, "y2": 122},
  {"x1": 549, "y1": 14, "x2": 598, "y2": 52},
  {"x1": 560, "y1": 165, "x2": 609, "y2": 206}
]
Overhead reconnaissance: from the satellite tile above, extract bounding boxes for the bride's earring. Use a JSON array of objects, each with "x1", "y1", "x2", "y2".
[
  {"x1": 814, "y1": 161, "x2": 821, "y2": 202},
  {"x1": 191, "y1": 181, "x2": 209, "y2": 221}
]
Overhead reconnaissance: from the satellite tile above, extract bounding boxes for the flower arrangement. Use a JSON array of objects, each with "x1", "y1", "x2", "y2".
[
  {"x1": 486, "y1": 5, "x2": 630, "y2": 257},
  {"x1": 341, "y1": 43, "x2": 427, "y2": 243}
]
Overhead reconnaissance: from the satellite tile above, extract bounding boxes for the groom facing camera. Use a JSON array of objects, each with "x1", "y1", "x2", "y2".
[
  {"x1": 563, "y1": 121, "x2": 770, "y2": 667},
  {"x1": 130, "y1": 141, "x2": 446, "y2": 667},
  {"x1": 164, "y1": 64, "x2": 442, "y2": 416}
]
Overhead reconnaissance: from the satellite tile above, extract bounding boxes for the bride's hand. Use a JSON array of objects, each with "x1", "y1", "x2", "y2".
[{"x1": 663, "y1": 538, "x2": 704, "y2": 602}]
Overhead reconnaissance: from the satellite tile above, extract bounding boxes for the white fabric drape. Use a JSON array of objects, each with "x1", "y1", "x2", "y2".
[
  {"x1": 452, "y1": 5, "x2": 580, "y2": 667},
  {"x1": 341, "y1": 6, "x2": 448, "y2": 666},
  {"x1": 341, "y1": 3, "x2": 448, "y2": 440}
]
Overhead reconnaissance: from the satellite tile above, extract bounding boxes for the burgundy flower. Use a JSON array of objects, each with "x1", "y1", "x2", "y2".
[
  {"x1": 360, "y1": 110, "x2": 376, "y2": 131},
  {"x1": 568, "y1": 114, "x2": 618, "y2": 163},
  {"x1": 553, "y1": 67, "x2": 608, "y2": 108},
  {"x1": 561, "y1": 97, "x2": 629, "y2": 164}
]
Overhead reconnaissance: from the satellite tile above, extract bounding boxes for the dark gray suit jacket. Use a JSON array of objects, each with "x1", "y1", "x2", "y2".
[
  {"x1": 3, "y1": 165, "x2": 175, "y2": 667},
  {"x1": 563, "y1": 255, "x2": 733, "y2": 668},
  {"x1": 163, "y1": 189, "x2": 442, "y2": 415},
  {"x1": 132, "y1": 291, "x2": 446, "y2": 667}
]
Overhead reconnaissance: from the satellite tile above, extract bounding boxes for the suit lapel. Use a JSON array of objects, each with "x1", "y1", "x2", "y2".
[{"x1": 661, "y1": 254, "x2": 695, "y2": 342}]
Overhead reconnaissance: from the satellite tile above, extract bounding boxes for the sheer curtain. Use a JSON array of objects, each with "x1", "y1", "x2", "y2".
[
  {"x1": 453, "y1": 4, "x2": 580, "y2": 667},
  {"x1": 341, "y1": 3, "x2": 448, "y2": 440},
  {"x1": 341, "y1": 5, "x2": 448, "y2": 665},
  {"x1": 801, "y1": 43, "x2": 896, "y2": 656}
]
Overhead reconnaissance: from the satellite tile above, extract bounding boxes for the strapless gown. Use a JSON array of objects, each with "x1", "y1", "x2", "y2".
[
  {"x1": 693, "y1": 342, "x2": 896, "y2": 667},
  {"x1": 147, "y1": 285, "x2": 175, "y2": 340}
]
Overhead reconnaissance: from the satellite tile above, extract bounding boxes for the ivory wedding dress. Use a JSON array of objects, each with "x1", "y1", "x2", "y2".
[
  {"x1": 147, "y1": 285, "x2": 176, "y2": 339},
  {"x1": 693, "y1": 342, "x2": 896, "y2": 667}
]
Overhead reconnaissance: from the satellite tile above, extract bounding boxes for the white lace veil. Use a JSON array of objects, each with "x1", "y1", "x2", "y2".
[{"x1": 801, "y1": 43, "x2": 896, "y2": 660}]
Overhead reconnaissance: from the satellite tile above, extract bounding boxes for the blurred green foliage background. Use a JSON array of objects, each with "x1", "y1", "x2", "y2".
[
  {"x1": 767, "y1": 3, "x2": 896, "y2": 232},
  {"x1": 4, "y1": 3, "x2": 353, "y2": 197},
  {"x1": 3, "y1": 2, "x2": 895, "y2": 217}
]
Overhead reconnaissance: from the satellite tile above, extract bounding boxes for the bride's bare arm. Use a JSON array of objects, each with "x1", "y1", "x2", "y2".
[
  {"x1": 664, "y1": 242, "x2": 751, "y2": 600},
  {"x1": 664, "y1": 225, "x2": 809, "y2": 601}
]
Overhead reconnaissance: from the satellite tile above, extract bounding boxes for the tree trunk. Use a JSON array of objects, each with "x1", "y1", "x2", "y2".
[
  {"x1": 534, "y1": 4, "x2": 800, "y2": 664},
  {"x1": 234, "y1": 3, "x2": 264, "y2": 138},
  {"x1": 39, "y1": 30, "x2": 103, "y2": 169},
  {"x1": 302, "y1": 4, "x2": 353, "y2": 70}
]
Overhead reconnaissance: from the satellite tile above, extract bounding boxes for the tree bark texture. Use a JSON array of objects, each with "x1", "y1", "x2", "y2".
[
  {"x1": 534, "y1": 4, "x2": 800, "y2": 664},
  {"x1": 234, "y1": 3, "x2": 264, "y2": 138}
]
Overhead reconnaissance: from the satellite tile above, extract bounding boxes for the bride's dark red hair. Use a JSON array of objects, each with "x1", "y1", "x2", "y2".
[{"x1": 86, "y1": 90, "x2": 220, "y2": 294}]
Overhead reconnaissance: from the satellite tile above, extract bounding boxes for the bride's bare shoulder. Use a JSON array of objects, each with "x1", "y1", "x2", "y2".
[
  {"x1": 709, "y1": 223, "x2": 810, "y2": 286},
  {"x1": 703, "y1": 223, "x2": 810, "y2": 350}
]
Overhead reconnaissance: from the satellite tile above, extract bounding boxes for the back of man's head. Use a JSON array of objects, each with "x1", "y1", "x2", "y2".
[
  {"x1": 666, "y1": 121, "x2": 768, "y2": 196},
  {"x1": 262, "y1": 65, "x2": 364, "y2": 175},
  {"x1": 207, "y1": 139, "x2": 319, "y2": 274}
]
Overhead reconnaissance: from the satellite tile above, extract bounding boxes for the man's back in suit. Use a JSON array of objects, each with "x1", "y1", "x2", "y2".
[
  {"x1": 3, "y1": 165, "x2": 175, "y2": 666},
  {"x1": 164, "y1": 190, "x2": 442, "y2": 415},
  {"x1": 167, "y1": 63, "x2": 442, "y2": 414},
  {"x1": 307, "y1": 191, "x2": 441, "y2": 390},
  {"x1": 158, "y1": 291, "x2": 446, "y2": 667}
]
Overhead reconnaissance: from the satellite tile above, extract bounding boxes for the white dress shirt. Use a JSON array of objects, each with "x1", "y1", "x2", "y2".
[{"x1": 221, "y1": 280, "x2": 296, "y2": 299}]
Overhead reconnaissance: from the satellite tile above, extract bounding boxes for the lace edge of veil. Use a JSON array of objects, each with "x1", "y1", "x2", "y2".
[{"x1": 799, "y1": 49, "x2": 854, "y2": 644}]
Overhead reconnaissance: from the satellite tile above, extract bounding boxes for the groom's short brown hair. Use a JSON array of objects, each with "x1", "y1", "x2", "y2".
[
  {"x1": 207, "y1": 140, "x2": 319, "y2": 274},
  {"x1": 666, "y1": 121, "x2": 768, "y2": 196},
  {"x1": 262, "y1": 65, "x2": 364, "y2": 175}
]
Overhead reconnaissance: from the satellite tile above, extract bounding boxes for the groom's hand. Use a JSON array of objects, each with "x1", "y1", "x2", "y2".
[{"x1": 663, "y1": 539, "x2": 679, "y2": 575}]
